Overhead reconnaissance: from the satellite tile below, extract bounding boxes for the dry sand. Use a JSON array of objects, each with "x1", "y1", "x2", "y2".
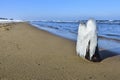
[{"x1": 0, "y1": 22, "x2": 120, "y2": 80}]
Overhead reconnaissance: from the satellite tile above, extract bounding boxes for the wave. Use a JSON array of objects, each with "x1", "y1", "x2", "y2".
[
  {"x1": 31, "y1": 20, "x2": 120, "y2": 24},
  {"x1": 30, "y1": 21, "x2": 120, "y2": 41},
  {"x1": 98, "y1": 35, "x2": 120, "y2": 42}
]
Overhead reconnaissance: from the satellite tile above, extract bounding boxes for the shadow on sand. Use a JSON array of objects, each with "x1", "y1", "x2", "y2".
[{"x1": 100, "y1": 49, "x2": 120, "y2": 61}]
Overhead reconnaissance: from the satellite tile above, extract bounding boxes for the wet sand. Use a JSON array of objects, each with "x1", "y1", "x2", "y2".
[{"x1": 0, "y1": 22, "x2": 120, "y2": 80}]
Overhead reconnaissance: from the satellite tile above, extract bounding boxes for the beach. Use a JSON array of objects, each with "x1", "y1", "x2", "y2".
[{"x1": 0, "y1": 22, "x2": 120, "y2": 80}]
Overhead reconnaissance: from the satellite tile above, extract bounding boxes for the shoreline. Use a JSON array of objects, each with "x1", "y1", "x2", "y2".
[
  {"x1": 30, "y1": 22, "x2": 120, "y2": 55},
  {"x1": 28, "y1": 23, "x2": 76, "y2": 42},
  {"x1": 0, "y1": 22, "x2": 120, "y2": 80}
]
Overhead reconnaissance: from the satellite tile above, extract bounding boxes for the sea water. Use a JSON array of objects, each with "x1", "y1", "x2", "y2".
[{"x1": 30, "y1": 20, "x2": 120, "y2": 54}]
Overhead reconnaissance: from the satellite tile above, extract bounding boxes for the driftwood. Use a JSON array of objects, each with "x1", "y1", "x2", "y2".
[{"x1": 76, "y1": 19, "x2": 101, "y2": 62}]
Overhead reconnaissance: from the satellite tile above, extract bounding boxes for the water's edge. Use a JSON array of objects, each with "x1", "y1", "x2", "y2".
[{"x1": 29, "y1": 22, "x2": 120, "y2": 55}]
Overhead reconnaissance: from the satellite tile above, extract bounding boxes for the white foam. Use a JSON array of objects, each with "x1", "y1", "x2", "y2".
[{"x1": 0, "y1": 20, "x2": 24, "y2": 23}]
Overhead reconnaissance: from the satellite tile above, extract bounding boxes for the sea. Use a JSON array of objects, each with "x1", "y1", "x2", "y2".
[{"x1": 30, "y1": 20, "x2": 120, "y2": 54}]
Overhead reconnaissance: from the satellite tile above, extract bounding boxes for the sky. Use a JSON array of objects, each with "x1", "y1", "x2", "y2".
[{"x1": 0, "y1": 0, "x2": 120, "y2": 20}]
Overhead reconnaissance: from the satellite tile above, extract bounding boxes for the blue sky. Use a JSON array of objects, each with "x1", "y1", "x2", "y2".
[{"x1": 0, "y1": 0, "x2": 120, "y2": 20}]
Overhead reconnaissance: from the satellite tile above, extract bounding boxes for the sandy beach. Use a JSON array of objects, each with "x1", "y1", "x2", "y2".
[{"x1": 0, "y1": 22, "x2": 120, "y2": 80}]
